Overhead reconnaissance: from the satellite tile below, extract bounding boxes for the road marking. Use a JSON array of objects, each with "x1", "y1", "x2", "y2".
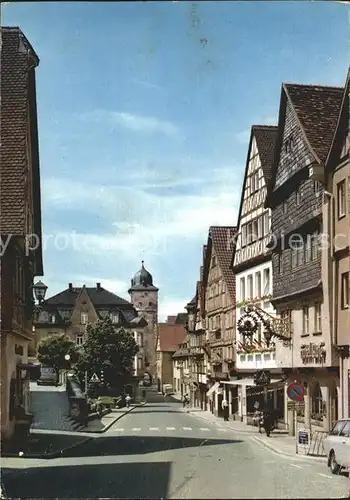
[
  {"x1": 200, "y1": 428, "x2": 210, "y2": 431},
  {"x1": 132, "y1": 428, "x2": 141, "y2": 431},
  {"x1": 317, "y1": 473, "x2": 332, "y2": 479},
  {"x1": 290, "y1": 464, "x2": 303, "y2": 468},
  {"x1": 166, "y1": 427, "x2": 176, "y2": 430},
  {"x1": 182, "y1": 427, "x2": 192, "y2": 431},
  {"x1": 114, "y1": 428, "x2": 124, "y2": 431},
  {"x1": 217, "y1": 428, "x2": 227, "y2": 432},
  {"x1": 149, "y1": 427, "x2": 159, "y2": 431}
]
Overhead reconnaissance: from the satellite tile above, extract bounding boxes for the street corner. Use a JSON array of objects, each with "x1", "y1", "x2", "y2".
[
  {"x1": 83, "y1": 405, "x2": 137, "y2": 433},
  {"x1": 250, "y1": 435, "x2": 327, "y2": 463}
]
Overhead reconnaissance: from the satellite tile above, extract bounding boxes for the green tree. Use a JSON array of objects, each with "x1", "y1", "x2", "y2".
[
  {"x1": 37, "y1": 334, "x2": 80, "y2": 371},
  {"x1": 74, "y1": 318, "x2": 139, "y2": 389}
]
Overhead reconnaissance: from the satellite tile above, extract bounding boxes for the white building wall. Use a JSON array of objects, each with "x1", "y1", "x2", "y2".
[{"x1": 235, "y1": 259, "x2": 277, "y2": 370}]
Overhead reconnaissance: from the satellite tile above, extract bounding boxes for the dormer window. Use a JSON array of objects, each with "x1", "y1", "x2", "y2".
[
  {"x1": 111, "y1": 312, "x2": 119, "y2": 324},
  {"x1": 285, "y1": 136, "x2": 294, "y2": 153},
  {"x1": 81, "y1": 312, "x2": 88, "y2": 325},
  {"x1": 296, "y1": 187, "x2": 302, "y2": 206},
  {"x1": 49, "y1": 314, "x2": 56, "y2": 324}
]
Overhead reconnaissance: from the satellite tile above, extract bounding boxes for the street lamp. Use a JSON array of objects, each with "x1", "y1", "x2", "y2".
[
  {"x1": 64, "y1": 354, "x2": 71, "y2": 361},
  {"x1": 32, "y1": 280, "x2": 47, "y2": 304}
]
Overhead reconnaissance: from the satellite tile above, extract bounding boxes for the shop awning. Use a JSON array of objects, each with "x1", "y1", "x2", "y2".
[
  {"x1": 222, "y1": 378, "x2": 284, "y2": 387},
  {"x1": 206, "y1": 382, "x2": 220, "y2": 396}
]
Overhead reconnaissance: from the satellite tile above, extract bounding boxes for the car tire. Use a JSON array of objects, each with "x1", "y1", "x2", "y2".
[{"x1": 329, "y1": 451, "x2": 341, "y2": 474}]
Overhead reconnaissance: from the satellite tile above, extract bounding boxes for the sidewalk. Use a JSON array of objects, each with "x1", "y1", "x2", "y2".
[
  {"x1": 82, "y1": 405, "x2": 137, "y2": 433},
  {"x1": 184, "y1": 407, "x2": 326, "y2": 462},
  {"x1": 1, "y1": 405, "x2": 137, "y2": 459}
]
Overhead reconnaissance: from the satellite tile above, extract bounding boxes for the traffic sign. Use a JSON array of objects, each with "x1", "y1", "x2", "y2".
[
  {"x1": 287, "y1": 382, "x2": 305, "y2": 401},
  {"x1": 90, "y1": 372, "x2": 100, "y2": 383}
]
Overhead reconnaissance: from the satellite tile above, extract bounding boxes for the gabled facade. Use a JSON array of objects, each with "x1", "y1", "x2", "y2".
[
  {"x1": 265, "y1": 82, "x2": 344, "y2": 434},
  {"x1": 156, "y1": 323, "x2": 186, "y2": 393},
  {"x1": 231, "y1": 125, "x2": 286, "y2": 424},
  {"x1": 324, "y1": 68, "x2": 350, "y2": 418},
  {"x1": 200, "y1": 226, "x2": 237, "y2": 416},
  {"x1": 33, "y1": 281, "x2": 150, "y2": 378},
  {"x1": 0, "y1": 28, "x2": 44, "y2": 442}
]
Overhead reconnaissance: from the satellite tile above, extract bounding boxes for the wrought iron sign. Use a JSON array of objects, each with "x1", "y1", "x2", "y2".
[{"x1": 237, "y1": 305, "x2": 292, "y2": 347}]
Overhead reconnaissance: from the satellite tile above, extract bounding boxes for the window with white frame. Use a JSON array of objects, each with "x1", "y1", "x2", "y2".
[
  {"x1": 110, "y1": 312, "x2": 119, "y2": 323},
  {"x1": 263, "y1": 269, "x2": 270, "y2": 295},
  {"x1": 341, "y1": 272, "x2": 349, "y2": 309},
  {"x1": 314, "y1": 302, "x2": 321, "y2": 332},
  {"x1": 263, "y1": 212, "x2": 270, "y2": 236},
  {"x1": 252, "y1": 219, "x2": 258, "y2": 242},
  {"x1": 255, "y1": 272, "x2": 261, "y2": 298},
  {"x1": 81, "y1": 312, "x2": 88, "y2": 325},
  {"x1": 337, "y1": 180, "x2": 346, "y2": 219},
  {"x1": 240, "y1": 277, "x2": 245, "y2": 301},
  {"x1": 49, "y1": 314, "x2": 56, "y2": 324},
  {"x1": 137, "y1": 357, "x2": 143, "y2": 370},
  {"x1": 76, "y1": 335, "x2": 84, "y2": 346},
  {"x1": 257, "y1": 216, "x2": 263, "y2": 239},
  {"x1": 247, "y1": 222, "x2": 253, "y2": 244},
  {"x1": 305, "y1": 236, "x2": 312, "y2": 263},
  {"x1": 241, "y1": 225, "x2": 247, "y2": 247},
  {"x1": 247, "y1": 275, "x2": 253, "y2": 299},
  {"x1": 302, "y1": 306, "x2": 309, "y2": 335},
  {"x1": 311, "y1": 233, "x2": 319, "y2": 260}
]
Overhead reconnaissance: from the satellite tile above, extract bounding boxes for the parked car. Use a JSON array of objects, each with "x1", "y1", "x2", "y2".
[
  {"x1": 37, "y1": 366, "x2": 59, "y2": 386},
  {"x1": 324, "y1": 418, "x2": 350, "y2": 474}
]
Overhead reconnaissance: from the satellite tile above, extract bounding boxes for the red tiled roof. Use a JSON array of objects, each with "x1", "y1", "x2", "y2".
[
  {"x1": 158, "y1": 323, "x2": 186, "y2": 352},
  {"x1": 209, "y1": 226, "x2": 237, "y2": 303},
  {"x1": 284, "y1": 83, "x2": 344, "y2": 163}
]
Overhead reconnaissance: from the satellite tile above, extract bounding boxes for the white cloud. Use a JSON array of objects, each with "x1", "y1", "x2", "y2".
[
  {"x1": 158, "y1": 298, "x2": 187, "y2": 322},
  {"x1": 78, "y1": 109, "x2": 178, "y2": 137},
  {"x1": 41, "y1": 168, "x2": 241, "y2": 257}
]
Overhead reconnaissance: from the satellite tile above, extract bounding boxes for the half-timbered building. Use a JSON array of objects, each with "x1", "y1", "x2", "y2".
[
  {"x1": 231, "y1": 125, "x2": 287, "y2": 424},
  {"x1": 265, "y1": 82, "x2": 344, "y2": 435},
  {"x1": 202, "y1": 226, "x2": 237, "y2": 417}
]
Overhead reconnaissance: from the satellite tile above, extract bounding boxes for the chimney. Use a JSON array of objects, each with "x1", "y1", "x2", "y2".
[
  {"x1": 97, "y1": 283, "x2": 101, "y2": 290},
  {"x1": 69, "y1": 283, "x2": 73, "y2": 291}
]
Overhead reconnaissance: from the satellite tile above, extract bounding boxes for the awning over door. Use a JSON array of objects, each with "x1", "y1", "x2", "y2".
[
  {"x1": 206, "y1": 382, "x2": 220, "y2": 397},
  {"x1": 222, "y1": 378, "x2": 284, "y2": 387}
]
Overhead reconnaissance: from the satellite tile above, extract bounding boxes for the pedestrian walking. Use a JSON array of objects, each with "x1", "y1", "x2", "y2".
[
  {"x1": 125, "y1": 394, "x2": 131, "y2": 408},
  {"x1": 221, "y1": 398, "x2": 229, "y2": 421},
  {"x1": 182, "y1": 393, "x2": 189, "y2": 408}
]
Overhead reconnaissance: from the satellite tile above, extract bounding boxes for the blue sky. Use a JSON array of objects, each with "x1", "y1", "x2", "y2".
[{"x1": 3, "y1": 1, "x2": 349, "y2": 319}]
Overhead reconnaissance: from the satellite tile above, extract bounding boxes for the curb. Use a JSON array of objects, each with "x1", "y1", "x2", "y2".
[
  {"x1": 184, "y1": 409, "x2": 254, "y2": 434},
  {"x1": 82, "y1": 404, "x2": 137, "y2": 434},
  {"x1": 1, "y1": 435, "x2": 93, "y2": 460},
  {"x1": 251, "y1": 435, "x2": 327, "y2": 462}
]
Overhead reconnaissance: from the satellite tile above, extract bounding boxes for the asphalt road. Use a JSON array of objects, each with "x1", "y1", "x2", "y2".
[{"x1": 2, "y1": 397, "x2": 349, "y2": 499}]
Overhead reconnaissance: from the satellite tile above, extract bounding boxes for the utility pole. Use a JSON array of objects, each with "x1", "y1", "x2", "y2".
[{"x1": 85, "y1": 371, "x2": 88, "y2": 395}]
